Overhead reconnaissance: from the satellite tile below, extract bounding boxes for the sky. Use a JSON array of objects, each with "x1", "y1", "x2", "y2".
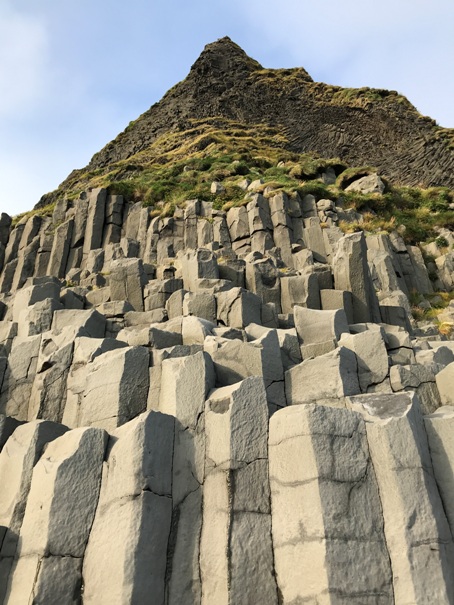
[{"x1": 1, "y1": 0, "x2": 453, "y2": 217}]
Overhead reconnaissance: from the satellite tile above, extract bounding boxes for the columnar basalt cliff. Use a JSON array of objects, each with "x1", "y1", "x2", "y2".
[{"x1": 1, "y1": 39, "x2": 454, "y2": 604}]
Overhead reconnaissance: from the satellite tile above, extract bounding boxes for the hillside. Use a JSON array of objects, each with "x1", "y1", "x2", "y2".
[{"x1": 36, "y1": 36, "x2": 454, "y2": 210}]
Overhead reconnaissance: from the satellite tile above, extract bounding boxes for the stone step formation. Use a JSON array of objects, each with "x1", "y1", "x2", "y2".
[
  {"x1": 1, "y1": 178, "x2": 454, "y2": 604},
  {"x1": 2, "y1": 41, "x2": 454, "y2": 605}
]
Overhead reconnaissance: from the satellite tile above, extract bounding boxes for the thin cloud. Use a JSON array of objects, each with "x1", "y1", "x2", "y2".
[
  {"x1": 0, "y1": 3, "x2": 50, "y2": 118},
  {"x1": 1, "y1": 1, "x2": 453, "y2": 217},
  {"x1": 231, "y1": 0, "x2": 454, "y2": 126}
]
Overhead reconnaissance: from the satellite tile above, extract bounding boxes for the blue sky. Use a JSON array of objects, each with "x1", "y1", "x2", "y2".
[{"x1": 1, "y1": 0, "x2": 453, "y2": 216}]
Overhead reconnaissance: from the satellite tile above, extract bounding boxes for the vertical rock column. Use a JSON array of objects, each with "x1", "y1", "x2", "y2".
[
  {"x1": 4, "y1": 427, "x2": 107, "y2": 604},
  {"x1": 82, "y1": 412, "x2": 174, "y2": 605},
  {"x1": 82, "y1": 188, "x2": 107, "y2": 259},
  {"x1": 269, "y1": 404, "x2": 394, "y2": 604},
  {"x1": 79, "y1": 345, "x2": 149, "y2": 431},
  {"x1": 158, "y1": 351, "x2": 215, "y2": 605},
  {"x1": 0, "y1": 421, "x2": 68, "y2": 603},
  {"x1": 350, "y1": 393, "x2": 454, "y2": 604},
  {"x1": 333, "y1": 232, "x2": 381, "y2": 323},
  {"x1": 110, "y1": 257, "x2": 146, "y2": 312},
  {"x1": 200, "y1": 376, "x2": 278, "y2": 605},
  {"x1": 424, "y1": 406, "x2": 454, "y2": 537},
  {"x1": 47, "y1": 218, "x2": 74, "y2": 279}
]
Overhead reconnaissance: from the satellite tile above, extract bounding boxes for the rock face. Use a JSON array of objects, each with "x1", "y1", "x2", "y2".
[
  {"x1": 1, "y1": 37, "x2": 454, "y2": 605},
  {"x1": 269, "y1": 404, "x2": 394, "y2": 603}
]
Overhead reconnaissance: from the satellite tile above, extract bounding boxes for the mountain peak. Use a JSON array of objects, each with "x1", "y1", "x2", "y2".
[
  {"x1": 35, "y1": 37, "x2": 454, "y2": 208},
  {"x1": 189, "y1": 36, "x2": 263, "y2": 79}
]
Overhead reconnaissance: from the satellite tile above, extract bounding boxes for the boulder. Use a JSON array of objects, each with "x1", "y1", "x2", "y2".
[
  {"x1": 293, "y1": 305, "x2": 349, "y2": 358},
  {"x1": 345, "y1": 174, "x2": 385, "y2": 194},
  {"x1": 285, "y1": 347, "x2": 360, "y2": 406}
]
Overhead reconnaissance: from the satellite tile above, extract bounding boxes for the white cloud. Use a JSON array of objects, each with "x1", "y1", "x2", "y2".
[{"x1": 0, "y1": 3, "x2": 50, "y2": 118}]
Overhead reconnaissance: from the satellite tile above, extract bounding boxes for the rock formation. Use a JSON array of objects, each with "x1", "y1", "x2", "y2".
[{"x1": 1, "y1": 38, "x2": 454, "y2": 604}]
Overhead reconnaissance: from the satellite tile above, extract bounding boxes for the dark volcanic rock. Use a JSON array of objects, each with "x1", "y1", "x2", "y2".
[{"x1": 36, "y1": 36, "x2": 454, "y2": 209}]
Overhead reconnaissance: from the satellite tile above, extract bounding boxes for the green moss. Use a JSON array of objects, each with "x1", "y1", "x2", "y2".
[
  {"x1": 296, "y1": 181, "x2": 333, "y2": 200},
  {"x1": 336, "y1": 166, "x2": 377, "y2": 190},
  {"x1": 11, "y1": 202, "x2": 56, "y2": 228}
]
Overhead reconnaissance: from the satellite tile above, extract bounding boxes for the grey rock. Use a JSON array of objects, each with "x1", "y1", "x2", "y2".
[
  {"x1": 79, "y1": 346, "x2": 149, "y2": 431},
  {"x1": 158, "y1": 351, "x2": 215, "y2": 604},
  {"x1": 286, "y1": 347, "x2": 360, "y2": 406},
  {"x1": 425, "y1": 406, "x2": 454, "y2": 537},
  {"x1": 0, "y1": 415, "x2": 22, "y2": 452},
  {"x1": 293, "y1": 305, "x2": 349, "y2": 358},
  {"x1": 303, "y1": 217, "x2": 327, "y2": 262},
  {"x1": 47, "y1": 219, "x2": 74, "y2": 279},
  {"x1": 52, "y1": 309, "x2": 106, "y2": 338},
  {"x1": 345, "y1": 173, "x2": 385, "y2": 194},
  {"x1": 339, "y1": 329, "x2": 389, "y2": 392},
  {"x1": 0, "y1": 213, "x2": 12, "y2": 246},
  {"x1": 280, "y1": 273, "x2": 320, "y2": 313},
  {"x1": 17, "y1": 298, "x2": 63, "y2": 337},
  {"x1": 0, "y1": 421, "x2": 68, "y2": 601},
  {"x1": 205, "y1": 330, "x2": 284, "y2": 407},
  {"x1": 217, "y1": 287, "x2": 262, "y2": 329},
  {"x1": 4, "y1": 427, "x2": 107, "y2": 604},
  {"x1": 350, "y1": 393, "x2": 454, "y2": 603},
  {"x1": 181, "y1": 249, "x2": 219, "y2": 291},
  {"x1": 182, "y1": 315, "x2": 215, "y2": 345},
  {"x1": 0, "y1": 334, "x2": 42, "y2": 420},
  {"x1": 435, "y1": 362, "x2": 454, "y2": 407},
  {"x1": 334, "y1": 232, "x2": 381, "y2": 323},
  {"x1": 83, "y1": 412, "x2": 174, "y2": 605},
  {"x1": 320, "y1": 288, "x2": 354, "y2": 323},
  {"x1": 82, "y1": 188, "x2": 107, "y2": 256},
  {"x1": 245, "y1": 256, "x2": 281, "y2": 312},
  {"x1": 227, "y1": 206, "x2": 250, "y2": 241},
  {"x1": 270, "y1": 404, "x2": 393, "y2": 603},
  {"x1": 183, "y1": 291, "x2": 216, "y2": 323},
  {"x1": 110, "y1": 257, "x2": 145, "y2": 311},
  {"x1": 201, "y1": 378, "x2": 277, "y2": 605}
]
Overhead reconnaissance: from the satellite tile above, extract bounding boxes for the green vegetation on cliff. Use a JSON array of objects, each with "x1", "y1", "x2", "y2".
[{"x1": 15, "y1": 117, "x2": 454, "y2": 246}]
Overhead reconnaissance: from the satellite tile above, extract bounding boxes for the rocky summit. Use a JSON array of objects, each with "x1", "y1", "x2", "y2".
[{"x1": 1, "y1": 38, "x2": 454, "y2": 604}]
